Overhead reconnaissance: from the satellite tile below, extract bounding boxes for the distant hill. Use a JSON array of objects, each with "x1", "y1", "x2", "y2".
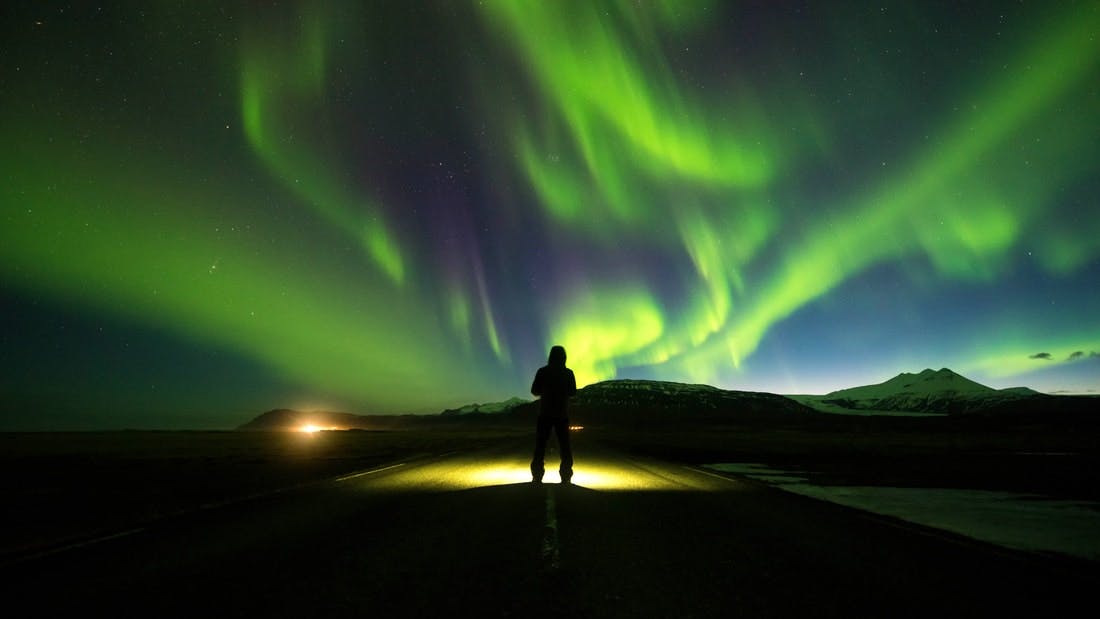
[
  {"x1": 239, "y1": 396, "x2": 532, "y2": 431},
  {"x1": 794, "y1": 368, "x2": 1043, "y2": 415},
  {"x1": 239, "y1": 372, "x2": 1084, "y2": 430},
  {"x1": 440, "y1": 397, "x2": 529, "y2": 416},
  {"x1": 238, "y1": 380, "x2": 817, "y2": 430},
  {"x1": 568, "y1": 379, "x2": 815, "y2": 425},
  {"x1": 237, "y1": 409, "x2": 406, "y2": 431}
]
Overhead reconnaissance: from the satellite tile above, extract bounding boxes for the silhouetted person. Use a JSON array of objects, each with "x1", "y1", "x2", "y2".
[{"x1": 530, "y1": 345, "x2": 577, "y2": 484}]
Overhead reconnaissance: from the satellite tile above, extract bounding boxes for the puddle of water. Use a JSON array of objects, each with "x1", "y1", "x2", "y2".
[{"x1": 706, "y1": 463, "x2": 1100, "y2": 562}]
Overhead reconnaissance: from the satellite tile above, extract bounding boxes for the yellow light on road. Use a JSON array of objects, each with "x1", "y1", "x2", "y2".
[{"x1": 356, "y1": 455, "x2": 702, "y2": 492}]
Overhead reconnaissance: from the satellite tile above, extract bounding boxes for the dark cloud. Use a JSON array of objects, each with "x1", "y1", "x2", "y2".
[
  {"x1": 1029, "y1": 352, "x2": 1053, "y2": 360},
  {"x1": 1067, "y1": 351, "x2": 1084, "y2": 361},
  {"x1": 1091, "y1": 351, "x2": 1100, "y2": 359}
]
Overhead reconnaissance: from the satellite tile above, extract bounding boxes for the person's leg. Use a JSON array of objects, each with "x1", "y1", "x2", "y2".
[
  {"x1": 530, "y1": 415, "x2": 552, "y2": 482},
  {"x1": 555, "y1": 417, "x2": 573, "y2": 483}
]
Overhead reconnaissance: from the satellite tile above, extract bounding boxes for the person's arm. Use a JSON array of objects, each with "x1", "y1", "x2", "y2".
[
  {"x1": 566, "y1": 369, "x2": 577, "y2": 397},
  {"x1": 531, "y1": 368, "x2": 544, "y2": 396}
]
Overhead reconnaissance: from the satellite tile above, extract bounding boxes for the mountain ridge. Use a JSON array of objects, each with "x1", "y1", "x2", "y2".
[
  {"x1": 802, "y1": 367, "x2": 1041, "y2": 415},
  {"x1": 237, "y1": 379, "x2": 815, "y2": 430},
  {"x1": 237, "y1": 369, "x2": 1064, "y2": 430},
  {"x1": 440, "y1": 396, "x2": 530, "y2": 416}
]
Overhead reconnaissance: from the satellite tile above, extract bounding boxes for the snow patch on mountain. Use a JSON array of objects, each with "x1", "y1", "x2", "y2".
[{"x1": 440, "y1": 396, "x2": 529, "y2": 415}]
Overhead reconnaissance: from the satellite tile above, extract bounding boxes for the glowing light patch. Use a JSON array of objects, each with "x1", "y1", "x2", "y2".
[
  {"x1": 298, "y1": 424, "x2": 341, "y2": 433},
  {"x1": 359, "y1": 454, "x2": 703, "y2": 492}
]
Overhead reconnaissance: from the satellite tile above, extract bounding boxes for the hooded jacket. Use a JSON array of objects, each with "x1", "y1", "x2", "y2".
[{"x1": 531, "y1": 345, "x2": 577, "y2": 418}]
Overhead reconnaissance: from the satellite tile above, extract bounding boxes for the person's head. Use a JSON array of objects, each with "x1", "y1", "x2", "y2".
[{"x1": 547, "y1": 345, "x2": 567, "y2": 367}]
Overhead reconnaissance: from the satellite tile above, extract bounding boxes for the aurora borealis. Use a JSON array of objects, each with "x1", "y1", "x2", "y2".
[{"x1": 2, "y1": 2, "x2": 1098, "y2": 429}]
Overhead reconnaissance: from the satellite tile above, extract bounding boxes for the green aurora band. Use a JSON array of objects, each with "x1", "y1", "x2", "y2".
[
  {"x1": 240, "y1": 5, "x2": 405, "y2": 284},
  {"x1": 0, "y1": 122, "x2": 498, "y2": 411},
  {"x1": 478, "y1": 0, "x2": 1100, "y2": 386}
]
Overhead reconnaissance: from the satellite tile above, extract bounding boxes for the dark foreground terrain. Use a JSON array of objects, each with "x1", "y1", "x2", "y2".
[
  {"x1": 0, "y1": 428, "x2": 516, "y2": 558},
  {"x1": 2, "y1": 424, "x2": 1098, "y2": 617}
]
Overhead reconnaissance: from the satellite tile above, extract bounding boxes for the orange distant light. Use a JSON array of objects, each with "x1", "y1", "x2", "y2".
[
  {"x1": 299, "y1": 424, "x2": 344, "y2": 433},
  {"x1": 569, "y1": 425, "x2": 584, "y2": 431}
]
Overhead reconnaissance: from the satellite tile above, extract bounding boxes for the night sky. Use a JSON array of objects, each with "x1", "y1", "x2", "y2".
[{"x1": 2, "y1": 2, "x2": 1098, "y2": 429}]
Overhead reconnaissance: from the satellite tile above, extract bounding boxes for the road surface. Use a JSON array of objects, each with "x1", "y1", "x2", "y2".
[{"x1": 3, "y1": 439, "x2": 1094, "y2": 617}]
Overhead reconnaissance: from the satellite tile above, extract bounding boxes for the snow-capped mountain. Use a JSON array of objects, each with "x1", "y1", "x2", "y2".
[{"x1": 801, "y1": 368, "x2": 1040, "y2": 414}]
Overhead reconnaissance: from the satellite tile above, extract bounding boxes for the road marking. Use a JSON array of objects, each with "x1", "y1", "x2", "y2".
[
  {"x1": 684, "y1": 465, "x2": 743, "y2": 484},
  {"x1": 542, "y1": 486, "x2": 561, "y2": 571},
  {"x1": 334, "y1": 462, "x2": 406, "y2": 482},
  {"x1": 2, "y1": 527, "x2": 148, "y2": 567}
]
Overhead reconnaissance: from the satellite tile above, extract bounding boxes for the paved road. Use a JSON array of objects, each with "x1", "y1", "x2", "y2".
[{"x1": 3, "y1": 439, "x2": 1094, "y2": 617}]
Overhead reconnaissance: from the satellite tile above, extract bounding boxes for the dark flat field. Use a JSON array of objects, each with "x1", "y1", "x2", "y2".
[
  {"x1": 598, "y1": 422, "x2": 1100, "y2": 501},
  {"x1": 0, "y1": 428, "x2": 521, "y2": 559},
  {"x1": 2, "y1": 420, "x2": 1098, "y2": 617},
  {"x1": 5, "y1": 418, "x2": 1099, "y2": 562}
]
